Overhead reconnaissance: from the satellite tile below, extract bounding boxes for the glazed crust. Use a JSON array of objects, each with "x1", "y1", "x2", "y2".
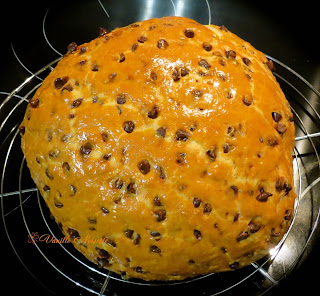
[{"x1": 20, "y1": 16, "x2": 296, "y2": 281}]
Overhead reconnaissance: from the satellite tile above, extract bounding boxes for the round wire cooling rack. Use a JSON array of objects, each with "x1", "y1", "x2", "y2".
[{"x1": 1, "y1": 55, "x2": 320, "y2": 296}]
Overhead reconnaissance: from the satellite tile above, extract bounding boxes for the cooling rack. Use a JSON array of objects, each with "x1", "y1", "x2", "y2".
[{"x1": 1, "y1": 0, "x2": 320, "y2": 295}]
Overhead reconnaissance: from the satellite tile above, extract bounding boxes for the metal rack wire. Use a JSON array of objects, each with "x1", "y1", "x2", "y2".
[{"x1": 1, "y1": 1, "x2": 320, "y2": 295}]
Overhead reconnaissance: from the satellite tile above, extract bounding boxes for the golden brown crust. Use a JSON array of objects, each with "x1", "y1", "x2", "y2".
[{"x1": 20, "y1": 16, "x2": 296, "y2": 281}]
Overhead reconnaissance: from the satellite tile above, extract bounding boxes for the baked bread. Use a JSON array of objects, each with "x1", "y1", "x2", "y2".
[{"x1": 20, "y1": 16, "x2": 296, "y2": 281}]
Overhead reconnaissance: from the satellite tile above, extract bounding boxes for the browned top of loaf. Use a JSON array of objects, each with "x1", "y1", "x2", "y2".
[{"x1": 20, "y1": 16, "x2": 296, "y2": 281}]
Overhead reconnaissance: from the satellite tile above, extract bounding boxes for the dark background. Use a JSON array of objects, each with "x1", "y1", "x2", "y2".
[{"x1": 1, "y1": 0, "x2": 319, "y2": 295}]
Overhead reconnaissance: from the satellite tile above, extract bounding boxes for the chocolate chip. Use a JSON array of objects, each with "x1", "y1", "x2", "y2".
[
  {"x1": 29, "y1": 98, "x2": 39, "y2": 108},
  {"x1": 62, "y1": 162, "x2": 70, "y2": 172},
  {"x1": 99, "y1": 27, "x2": 108, "y2": 36},
  {"x1": 107, "y1": 238, "x2": 117, "y2": 247},
  {"x1": 226, "y1": 50, "x2": 236, "y2": 60},
  {"x1": 194, "y1": 229, "x2": 202, "y2": 240},
  {"x1": 88, "y1": 217, "x2": 97, "y2": 224},
  {"x1": 61, "y1": 84, "x2": 73, "y2": 92},
  {"x1": 242, "y1": 57, "x2": 251, "y2": 66},
  {"x1": 193, "y1": 89, "x2": 203, "y2": 98},
  {"x1": 242, "y1": 95, "x2": 253, "y2": 106},
  {"x1": 127, "y1": 182, "x2": 136, "y2": 194},
  {"x1": 70, "y1": 185, "x2": 77, "y2": 195},
  {"x1": 237, "y1": 231, "x2": 249, "y2": 242},
  {"x1": 153, "y1": 196, "x2": 162, "y2": 206},
  {"x1": 134, "y1": 267, "x2": 143, "y2": 273},
  {"x1": 97, "y1": 257, "x2": 111, "y2": 267},
  {"x1": 103, "y1": 154, "x2": 111, "y2": 161},
  {"x1": 19, "y1": 126, "x2": 25, "y2": 135},
  {"x1": 80, "y1": 47, "x2": 87, "y2": 54},
  {"x1": 80, "y1": 142, "x2": 93, "y2": 155},
  {"x1": 158, "y1": 166, "x2": 166, "y2": 179},
  {"x1": 45, "y1": 168, "x2": 54, "y2": 180},
  {"x1": 227, "y1": 126, "x2": 235, "y2": 137},
  {"x1": 176, "y1": 152, "x2": 186, "y2": 165},
  {"x1": 138, "y1": 36, "x2": 147, "y2": 43},
  {"x1": 234, "y1": 213, "x2": 240, "y2": 222},
  {"x1": 229, "y1": 262, "x2": 240, "y2": 270},
  {"x1": 265, "y1": 60, "x2": 275, "y2": 71},
  {"x1": 156, "y1": 127, "x2": 166, "y2": 138},
  {"x1": 195, "y1": 68, "x2": 206, "y2": 76},
  {"x1": 131, "y1": 43, "x2": 138, "y2": 51},
  {"x1": 117, "y1": 94, "x2": 126, "y2": 104},
  {"x1": 256, "y1": 191, "x2": 272, "y2": 202},
  {"x1": 150, "y1": 245, "x2": 161, "y2": 253},
  {"x1": 203, "y1": 42, "x2": 212, "y2": 51},
  {"x1": 79, "y1": 60, "x2": 87, "y2": 66},
  {"x1": 184, "y1": 29, "x2": 195, "y2": 38},
  {"x1": 54, "y1": 76, "x2": 69, "y2": 89},
  {"x1": 96, "y1": 248, "x2": 110, "y2": 258},
  {"x1": 203, "y1": 203, "x2": 212, "y2": 214},
  {"x1": 148, "y1": 105, "x2": 159, "y2": 119},
  {"x1": 124, "y1": 229, "x2": 134, "y2": 239},
  {"x1": 206, "y1": 146, "x2": 217, "y2": 161},
  {"x1": 219, "y1": 25, "x2": 228, "y2": 32},
  {"x1": 49, "y1": 150, "x2": 60, "y2": 159},
  {"x1": 100, "y1": 133, "x2": 108, "y2": 142},
  {"x1": 119, "y1": 53, "x2": 125, "y2": 63},
  {"x1": 284, "y1": 209, "x2": 292, "y2": 221},
  {"x1": 138, "y1": 159, "x2": 150, "y2": 174},
  {"x1": 172, "y1": 67, "x2": 180, "y2": 82},
  {"x1": 221, "y1": 247, "x2": 227, "y2": 253},
  {"x1": 248, "y1": 221, "x2": 260, "y2": 233},
  {"x1": 101, "y1": 207, "x2": 109, "y2": 214},
  {"x1": 154, "y1": 209, "x2": 166, "y2": 222},
  {"x1": 268, "y1": 138, "x2": 278, "y2": 147},
  {"x1": 190, "y1": 123, "x2": 197, "y2": 132},
  {"x1": 223, "y1": 143, "x2": 230, "y2": 153},
  {"x1": 150, "y1": 231, "x2": 161, "y2": 237},
  {"x1": 272, "y1": 112, "x2": 282, "y2": 122},
  {"x1": 109, "y1": 72, "x2": 117, "y2": 81},
  {"x1": 67, "y1": 228, "x2": 80, "y2": 239},
  {"x1": 181, "y1": 68, "x2": 189, "y2": 77},
  {"x1": 150, "y1": 71, "x2": 157, "y2": 81},
  {"x1": 129, "y1": 23, "x2": 140, "y2": 28},
  {"x1": 230, "y1": 185, "x2": 238, "y2": 194},
  {"x1": 71, "y1": 98, "x2": 83, "y2": 108},
  {"x1": 92, "y1": 64, "x2": 99, "y2": 71},
  {"x1": 284, "y1": 183, "x2": 292, "y2": 195},
  {"x1": 133, "y1": 234, "x2": 141, "y2": 245},
  {"x1": 114, "y1": 178, "x2": 124, "y2": 189},
  {"x1": 67, "y1": 42, "x2": 77, "y2": 52},
  {"x1": 123, "y1": 121, "x2": 135, "y2": 133},
  {"x1": 275, "y1": 177, "x2": 285, "y2": 192},
  {"x1": 188, "y1": 259, "x2": 195, "y2": 264},
  {"x1": 43, "y1": 185, "x2": 50, "y2": 192},
  {"x1": 198, "y1": 59, "x2": 211, "y2": 69},
  {"x1": 276, "y1": 123, "x2": 287, "y2": 135},
  {"x1": 193, "y1": 197, "x2": 202, "y2": 208},
  {"x1": 47, "y1": 132, "x2": 52, "y2": 142},
  {"x1": 157, "y1": 39, "x2": 168, "y2": 49},
  {"x1": 175, "y1": 129, "x2": 189, "y2": 141}
]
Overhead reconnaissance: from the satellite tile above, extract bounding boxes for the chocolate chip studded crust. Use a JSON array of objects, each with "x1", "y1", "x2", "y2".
[{"x1": 20, "y1": 16, "x2": 296, "y2": 281}]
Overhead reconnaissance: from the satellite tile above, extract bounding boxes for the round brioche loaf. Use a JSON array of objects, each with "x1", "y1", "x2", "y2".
[{"x1": 20, "y1": 16, "x2": 296, "y2": 281}]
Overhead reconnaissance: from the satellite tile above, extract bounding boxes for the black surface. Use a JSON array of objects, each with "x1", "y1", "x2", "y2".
[{"x1": 1, "y1": 1, "x2": 320, "y2": 295}]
